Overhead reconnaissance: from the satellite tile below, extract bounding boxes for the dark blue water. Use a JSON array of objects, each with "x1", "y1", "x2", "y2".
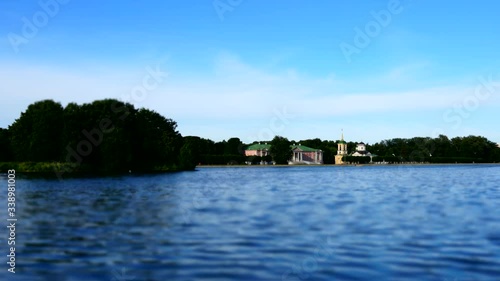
[{"x1": 1, "y1": 165, "x2": 500, "y2": 281}]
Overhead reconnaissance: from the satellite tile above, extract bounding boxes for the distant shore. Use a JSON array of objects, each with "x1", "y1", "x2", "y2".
[
  {"x1": 197, "y1": 163, "x2": 500, "y2": 168},
  {"x1": 2, "y1": 162, "x2": 498, "y2": 176}
]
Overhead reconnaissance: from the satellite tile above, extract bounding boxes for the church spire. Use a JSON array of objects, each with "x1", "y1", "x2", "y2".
[{"x1": 336, "y1": 129, "x2": 347, "y2": 162}]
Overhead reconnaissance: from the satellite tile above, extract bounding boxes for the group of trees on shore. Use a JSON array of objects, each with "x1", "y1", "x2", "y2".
[
  {"x1": 181, "y1": 136, "x2": 342, "y2": 165},
  {"x1": 287, "y1": 136, "x2": 500, "y2": 164},
  {"x1": 180, "y1": 136, "x2": 246, "y2": 165},
  {"x1": 0, "y1": 99, "x2": 197, "y2": 174},
  {"x1": 1, "y1": 99, "x2": 500, "y2": 174},
  {"x1": 368, "y1": 135, "x2": 500, "y2": 163},
  {"x1": 177, "y1": 135, "x2": 307, "y2": 165},
  {"x1": 182, "y1": 134, "x2": 500, "y2": 165}
]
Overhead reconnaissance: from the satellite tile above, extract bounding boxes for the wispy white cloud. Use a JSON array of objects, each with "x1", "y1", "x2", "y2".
[
  {"x1": 373, "y1": 61, "x2": 431, "y2": 82},
  {"x1": 1, "y1": 54, "x2": 498, "y2": 143}
]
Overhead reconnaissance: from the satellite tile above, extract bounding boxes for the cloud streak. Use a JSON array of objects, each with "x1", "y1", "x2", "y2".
[{"x1": 0, "y1": 55, "x2": 498, "y2": 143}]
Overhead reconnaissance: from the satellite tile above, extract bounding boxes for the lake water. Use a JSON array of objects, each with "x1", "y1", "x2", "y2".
[{"x1": 2, "y1": 165, "x2": 500, "y2": 281}]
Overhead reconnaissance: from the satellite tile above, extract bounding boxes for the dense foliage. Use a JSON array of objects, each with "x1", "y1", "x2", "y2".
[
  {"x1": 1, "y1": 99, "x2": 187, "y2": 174},
  {"x1": 369, "y1": 135, "x2": 500, "y2": 163},
  {"x1": 299, "y1": 135, "x2": 500, "y2": 164},
  {"x1": 179, "y1": 136, "x2": 246, "y2": 165},
  {"x1": 270, "y1": 136, "x2": 292, "y2": 164},
  {"x1": 342, "y1": 156, "x2": 371, "y2": 164},
  {"x1": 9, "y1": 100, "x2": 64, "y2": 162},
  {"x1": 1, "y1": 100, "x2": 499, "y2": 174},
  {"x1": 0, "y1": 128, "x2": 13, "y2": 162}
]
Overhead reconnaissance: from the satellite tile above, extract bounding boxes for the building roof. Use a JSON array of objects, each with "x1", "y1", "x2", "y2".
[
  {"x1": 338, "y1": 140, "x2": 346, "y2": 144},
  {"x1": 291, "y1": 144, "x2": 321, "y2": 152},
  {"x1": 357, "y1": 142, "x2": 365, "y2": 145},
  {"x1": 245, "y1": 143, "x2": 271, "y2": 150},
  {"x1": 245, "y1": 143, "x2": 321, "y2": 152}
]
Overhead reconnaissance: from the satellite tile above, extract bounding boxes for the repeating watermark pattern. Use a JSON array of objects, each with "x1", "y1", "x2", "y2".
[
  {"x1": 8, "y1": 0, "x2": 70, "y2": 54},
  {"x1": 279, "y1": 71, "x2": 499, "y2": 281},
  {"x1": 282, "y1": 236, "x2": 335, "y2": 280},
  {"x1": 213, "y1": 0, "x2": 244, "y2": 21},
  {"x1": 375, "y1": 72, "x2": 500, "y2": 205},
  {"x1": 54, "y1": 57, "x2": 169, "y2": 180},
  {"x1": 118, "y1": 57, "x2": 170, "y2": 107},
  {"x1": 63, "y1": 181, "x2": 143, "y2": 279},
  {"x1": 247, "y1": 106, "x2": 295, "y2": 144},
  {"x1": 6, "y1": 170, "x2": 17, "y2": 274},
  {"x1": 240, "y1": 105, "x2": 295, "y2": 164},
  {"x1": 97, "y1": 170, "x2": 232, "y2": 279},
  {"x1": 110, "y1": 267, "x2": 136, "y2": 281},
  {"x1": 339, "y1": 0, "x2": 404, "y2": 63},
  {"x1": 176, "y1": 169, "x2": 230, "y2": 225},
  {"x1": 372, "y1": 72, "x2": 499, "y2": 169},
  {"x1": 442, "y1": 73, "x2": 500, "y2": 130}
]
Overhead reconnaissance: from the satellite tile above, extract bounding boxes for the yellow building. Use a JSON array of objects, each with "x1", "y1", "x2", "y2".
[{"x1": 335, "y1": 131, "x2": 348, "y2": 165}]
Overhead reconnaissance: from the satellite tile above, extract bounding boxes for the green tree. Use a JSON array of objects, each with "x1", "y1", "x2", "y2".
[
  {"x1": 179, "y1": 141, "x2": 197, "y2": 170},
  {"x1": 214, "y1": 140, "x2": 226, "y2": 155},
  {"x1": 9, "y1": 100, "x2": 63, "y2": 162},
  {"x1": 433, "y1": 134, "x2": 452, "y2": 157},
  {"x1": 262, "y1": 155, "x2": 273, "y2": 163},
  {"x1": 183, "y1": 136, "x2": 216, "y2": 164},
  {"x1": 132, "y1": 108, "x2": 181, "y2": 171},
  {"x1": 369, "y1": 134, "x2": 500, "y2": 163},
  {"x1": 300, "y1": 138, "x2": 322, "y2": 149},
  {"x1": 0, "y1": 128, "x2": 13, "y2": 161},
  {"x1": 224, "y1": 137, "x2": 243, "y2": 155},
  {"x1": 3, "y1": 98, "x2": 195, "y2": 173},
  {"x1": 61, "y1": 102, "x2": 85, "y2": 158},
  {"x1": 249, "y1": 156, "x2": 262, "y2": 164},
  {"x1": 270, "y1": 136, "x2": 291, "y2": 164},
  {"x1": 77, "y1": 99, "x2": 136, "y2": 172},
  {"x1": 342, "y1": 155, "x2": 371, "y2": 164}
]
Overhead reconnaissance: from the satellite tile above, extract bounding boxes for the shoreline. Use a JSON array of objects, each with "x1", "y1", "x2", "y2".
[
  {"x1": 2, "y1": 162, "x2": 498, "y2": 176},
  {"x1": 0, "y1": 161, "x2": 193, "y2": 177},
  {"x1": 197, "y1": 163, "x2": 500, "y2": 168}
]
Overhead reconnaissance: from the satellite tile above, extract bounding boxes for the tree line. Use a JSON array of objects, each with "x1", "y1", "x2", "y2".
[
  {"x1": 368, "y1": 135, "x2": 500, "y2": 163},
  {"x1": 0, "y1": 99, "x2": 197, "y2": 174},
  {"x1": 179, "y1": 134, "x2": 500, "y2": 165},
  {"x1": 1, "y1": 100, "x2": 499, "y2": 174}
]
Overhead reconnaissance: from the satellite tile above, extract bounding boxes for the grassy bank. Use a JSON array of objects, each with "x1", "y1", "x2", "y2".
[
  {"x1": 0, "y1": 162, "x2": 75, "y2": 173},
  {"x1": 0, "y1": 162, "x2": 190, "y2": 178}
]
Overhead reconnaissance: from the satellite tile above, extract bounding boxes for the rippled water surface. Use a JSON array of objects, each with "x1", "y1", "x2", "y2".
[{"x1": 2, "y1": 165, "x2": 500, "y2": 281}]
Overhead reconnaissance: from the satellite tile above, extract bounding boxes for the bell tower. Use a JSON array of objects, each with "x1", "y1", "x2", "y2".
[{"x1": 335, "y1": 130, "x2": 348, "y2": 164}]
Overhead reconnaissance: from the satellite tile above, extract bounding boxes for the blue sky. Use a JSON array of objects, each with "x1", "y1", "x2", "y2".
[{"x1": 1, "y1": 0, "x2": 499, "y2": 145}]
